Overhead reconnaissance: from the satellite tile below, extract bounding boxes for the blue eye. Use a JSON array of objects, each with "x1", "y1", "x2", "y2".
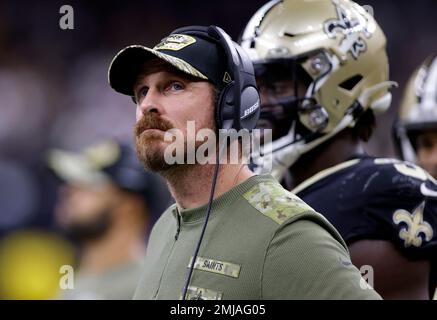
[
  {"x1": 134, "y1": 87, "x2": 148, "y2": 104},
  {"x1": 169, "y1": 82, "x2": 184, "y2": 91}
]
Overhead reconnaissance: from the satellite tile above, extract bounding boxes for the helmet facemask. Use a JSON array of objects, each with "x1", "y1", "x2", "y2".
[
  {"x1": 243, "y1": 0, "x2": 396, "y2": 180},
  {"x1": 255, "y1": 54, "x2": 328, "y2": 143},
  {"x1": 250, "y1": 49, "x2": 359, "y2": 179}
]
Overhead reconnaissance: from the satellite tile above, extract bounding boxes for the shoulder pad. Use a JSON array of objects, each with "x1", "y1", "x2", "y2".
[{"x1": 243, "y1": 180, "x2": 314, "y2": 225}]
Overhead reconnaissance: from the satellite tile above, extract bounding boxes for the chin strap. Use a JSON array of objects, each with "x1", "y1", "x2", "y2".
[
  {"x1": 251, "y1": 81, "x2": 398, "y2": 180},
  {"x1": 251, "y1": 114, "x2": 354, "y2": 180}
]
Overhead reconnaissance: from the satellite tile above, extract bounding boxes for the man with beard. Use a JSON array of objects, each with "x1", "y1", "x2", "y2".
[
  {"x1": 241, "y1": 0, "x2": 437, "y2": 299},
  {"x1": 48, "y1": 140, "x2": 170, "y2": 299},
  {"x1": 107, "y1": 25, "x2": 381, "y2": 299}
]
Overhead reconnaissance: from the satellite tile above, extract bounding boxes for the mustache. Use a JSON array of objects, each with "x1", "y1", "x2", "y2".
[{"x1": 134, "y1": 112, "x2": 174, "y2": 137}]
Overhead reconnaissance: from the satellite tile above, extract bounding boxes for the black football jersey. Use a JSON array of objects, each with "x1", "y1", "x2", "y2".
[
  {"x1": 294, "y1": 156, "x2": 437, "y2": 258},
  {"x1": 294, "y1": 156, "x2": 437, "y2": 297}
]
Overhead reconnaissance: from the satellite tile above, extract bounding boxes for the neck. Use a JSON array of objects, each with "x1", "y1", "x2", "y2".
[
  {"x1": 163, "y1": 163, "x2": 254, "y2": 210},
  {"x1": 79, "y1": 208, "x2": 146, "y2": 274},
  {"x1": 290, "y1": 130, "x2": 365, "y2": 188}
]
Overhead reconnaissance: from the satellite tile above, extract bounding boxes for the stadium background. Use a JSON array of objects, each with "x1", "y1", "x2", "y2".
[{"x1": 0, "y1": 0, "x2": 436, "y2": 299}]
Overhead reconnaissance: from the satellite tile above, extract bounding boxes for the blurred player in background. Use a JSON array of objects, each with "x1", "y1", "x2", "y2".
[
  {"x1": 394, "y1": 54, "x2": 437, "y2": 299},
  {"x1": 242, "y1": 0, "x2": 437, "y2": 299},
  {"x1": 0, "y1": 230, "x2": 75, "y2": 299},
  {"x1": 48, "y1": 140, "x2": 171, "y2": 299},
  {"x1": 394, "y1": 54, "x2": 437, "y2": 180}
]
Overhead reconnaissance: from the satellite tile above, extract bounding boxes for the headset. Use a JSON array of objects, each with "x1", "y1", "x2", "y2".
[
  {"x1": 170, "y1": 25, "x2": 260, "y2": 131},
  {"x1": 169, "y1": 25, "x2": 260, "y2": 300}
]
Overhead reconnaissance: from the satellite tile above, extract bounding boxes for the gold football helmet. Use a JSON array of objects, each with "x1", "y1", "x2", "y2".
[
  {"x1": 241, "y1": 0, "x2": 396, "y2": 179},
  {"x1": 394, "y1": 54, "x2": 437, "y2": 163}
]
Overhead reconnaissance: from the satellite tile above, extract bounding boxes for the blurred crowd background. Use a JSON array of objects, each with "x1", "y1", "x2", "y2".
[{"x1": 0, "y1": 0, "x2": 436, "y2": 299}]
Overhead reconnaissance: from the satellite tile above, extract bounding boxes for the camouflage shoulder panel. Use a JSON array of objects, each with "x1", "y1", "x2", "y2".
[{"x1": 243, "y1": 180, "x2": 315, "y2": 225}]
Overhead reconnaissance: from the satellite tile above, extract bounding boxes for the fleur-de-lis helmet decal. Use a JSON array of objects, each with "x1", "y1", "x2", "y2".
[{"x1": 324, "y1": 0, "x2": 372, "y2": 59}]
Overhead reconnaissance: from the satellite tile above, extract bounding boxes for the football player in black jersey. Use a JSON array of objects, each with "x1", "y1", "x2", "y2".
[
  {"x1": 241, "y1": 0, "x2": 437, "y2": 299},
  {"x1": 395, "y1": 54, "x2": 437, "y2": 181}
]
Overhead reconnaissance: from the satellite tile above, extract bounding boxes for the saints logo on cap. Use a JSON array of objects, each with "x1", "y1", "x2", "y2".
[{"x1": 153, "y1": 34, "x2": 196, "y2": 51}]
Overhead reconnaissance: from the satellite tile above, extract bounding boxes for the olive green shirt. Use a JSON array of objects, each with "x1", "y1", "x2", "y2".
[{"x1": 134, "y1": 175, "x2": 381, "y2": 300}]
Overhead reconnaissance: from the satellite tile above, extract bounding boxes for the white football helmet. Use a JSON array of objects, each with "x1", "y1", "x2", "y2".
[
  {"x1": 241, "y1": 0, "x2": 396, "y2": 179},
  {"x1": 394, "y1": 54, "x2": 437, "y2": 163}
]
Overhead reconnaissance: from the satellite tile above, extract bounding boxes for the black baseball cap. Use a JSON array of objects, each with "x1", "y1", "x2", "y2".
[
  {"x1": 108, "y1": 26, "x2": 232, "y2": 97},
  {"x1": 47, "y1": 140, "x2": 172, "y2": 219}
]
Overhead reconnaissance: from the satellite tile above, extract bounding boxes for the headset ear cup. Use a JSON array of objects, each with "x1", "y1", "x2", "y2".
[
  {"x1": 216, "y1": 84, "x2": 235, "y2": 130},
  {"x1": 239, "y1": 86, "x2": 261, "y2": 131}
]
